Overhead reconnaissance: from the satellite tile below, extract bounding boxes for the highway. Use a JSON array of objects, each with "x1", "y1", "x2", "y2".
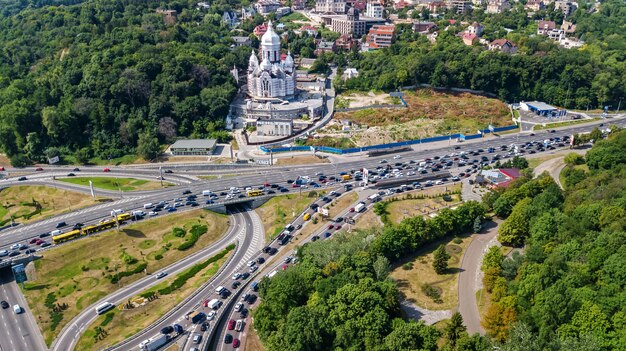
[
  {"x1": 0, "y1": 117, "x2": 621, "y2": 350},
  {"x1": 0, "y1": 268, "x2": 47, "y2": 351}
]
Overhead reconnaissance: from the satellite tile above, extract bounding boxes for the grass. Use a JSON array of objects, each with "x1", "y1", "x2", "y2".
[
  {"x1": 390, "y1": 234, "x2": 473, "y2": 310},
  {"x1": 74, "y1": 248, "x2": 233, "y2": 351},
  {"x1": 353, "y1": 209, "x2": 382, "y2": 230},
  {"x1": 331, "y1": 89, "x2": 510, "y2": 146},
  {"x1": 0, "y1": 185, "x2": 103, "y2": 226},
  {"x1": 476, "y1": 288, "x2": 491, "y2": 322},
  {"x1": 256, "y1": 191, "x2": 325, "y2": 243},
  {"x1": 21, "y1": 209, "x2": 229, "y2": 346},
  {"x1": 304, "y1": 136, "x2": 356, "y2": 149},
  {"x1": 385, "y1": 185, "x2": 463, "y2": 224},
  {"x1": 275, "y1": 155, "x2": 330, "y2": 166},
  {"x1": 58, "y1": 177, "x2": 164, "y2": 191},
  {"x1": 87, "y1": 154, "x2": 140, "y2": 166},
  {"x1": 532, "y1": 118, "x2": 601, "y2": 130}
]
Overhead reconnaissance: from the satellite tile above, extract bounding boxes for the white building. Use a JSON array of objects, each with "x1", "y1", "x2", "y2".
[
  {"x1": 316, "y1": 0, "x2": 347, "y2": 13},
  {"x1": 256, "y1": 119, "x2": 293, "y2": 136},
  {"x1": 366, "y1": 2, "x2": 384, "y2": 18},
  {"x1": 247, "y1": 21, "x2": 297, "y2": 99}
]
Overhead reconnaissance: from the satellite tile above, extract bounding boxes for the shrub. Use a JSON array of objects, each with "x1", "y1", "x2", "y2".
[
  {"x1": 177, "y1": 224, "x2": 208, "y2": 251},
  {"x1": 421, "y1": 284, "x2": 442, "y2": 303},
  {"x1": 402, "y1": 262, "x2": 414, "y2": 270},
  {"x1": 172, "y1": 227, "x2": 186, "y2": 238}
]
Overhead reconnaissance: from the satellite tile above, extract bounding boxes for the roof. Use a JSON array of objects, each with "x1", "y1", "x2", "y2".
[
  {"x1": 462, "y1": 33, "x2": 477, "y2": 40},
  {"x1": 170, "y1": 139, "x2": 217, "y2": 149},
  {"x1": 523, "y1": 101, "x2": 557, "y2": 111},
  {"x1": 232, "y1": 36, "x2": 251, "y2": 43},
  {"x1": 538, "y1": 20, "x2": 556, "y2": 29},
  {"x1": 490, "y1": 38, "x2": 514, "y2": 46},
  {"x1": 499, "y1": 168, "x2": 521, "y2": 179}
]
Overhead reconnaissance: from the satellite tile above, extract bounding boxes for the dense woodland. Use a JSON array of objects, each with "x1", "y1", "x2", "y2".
[
  {"x1": 0, "y1": 0, "x2": 247, "y2": 165},
  {"x1": 335, "y1": 1, "x2": 625, "y2": 110}
]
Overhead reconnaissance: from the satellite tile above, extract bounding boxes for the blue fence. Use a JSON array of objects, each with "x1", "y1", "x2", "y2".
[{"x1": 260, "y1": 124, "x2": 518, "y2": 154}]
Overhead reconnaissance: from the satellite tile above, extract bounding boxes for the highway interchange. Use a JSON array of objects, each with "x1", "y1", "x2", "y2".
[{"x1": 0, "y1": 117, "x2": 622, "y2": 351}]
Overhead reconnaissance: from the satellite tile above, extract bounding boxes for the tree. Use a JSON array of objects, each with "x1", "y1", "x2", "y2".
[
  {"x1": 433, "y1": 245, "x2": 450, "y2": 274},
  {"x1": 444, "y1": 312, "x2": 467, "y2": 347},
  {"x1": 74, "y1": 148, "x2": 91, "y2": 165},
  {"x1": 498, "y1": 198, "x2": 531, "y2": 247},
  {"x1": 136, "y1": 130, "x2": 160, "y2": 161},
  {"x1": 589, "y1": 127, "x2": 603, "y2": 143},
  {"x1": 481, "y1": 246, "x2": 503, "y2": 271},
  {"x1": 564, "y1": 152, "x2": 585, "y2": 166},
  {"x1": 373, "y1": 255, "x2": 390, "y2": 281},
  {"x1": 24, "y1": 132, "x2": 44, "y2": 162},
  {"x1": 473, "y1": 216, "x2": 482, "y2": 233}
]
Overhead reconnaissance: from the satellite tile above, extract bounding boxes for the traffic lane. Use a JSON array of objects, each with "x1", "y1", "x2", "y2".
[
  {"x1": 52, "y1": 211, "x2": 245, "y2": 351},
  {"x1": 113, "y1": 208, "x2": 256, "y2": 351},
  {"x1": 0, "y1": 270, "x2": 41, "y2": 351}
]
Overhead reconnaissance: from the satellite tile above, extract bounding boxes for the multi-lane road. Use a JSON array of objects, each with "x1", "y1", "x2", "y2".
[{"x1": 0, "y1": 117, "x2": 622, "y2": 351}]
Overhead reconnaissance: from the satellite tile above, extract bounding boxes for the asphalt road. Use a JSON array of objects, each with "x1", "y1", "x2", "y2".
[
  {"x1": 0, "y1": 268, "x2": 47, "y2": 351},
  {"x1": 51, "y1": 208, "x2": 250, "y2": 351}
]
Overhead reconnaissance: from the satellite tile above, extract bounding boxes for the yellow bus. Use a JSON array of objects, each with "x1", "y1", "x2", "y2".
[
  {"x1": 53, "y1": 230, "x2": 82, "y2": 244},
  {"x1": 341, "y1": 174, "x2": 351, "y2": 181},
  {"x1": 247, "y1": 190, "x2": 264, "y2": 197},
  {"x1": 303, "y1": 213, "x2": 311, "y2": 221},
  {"x1": 116, "y1": 213, "x2": 131, "y2": 221}
]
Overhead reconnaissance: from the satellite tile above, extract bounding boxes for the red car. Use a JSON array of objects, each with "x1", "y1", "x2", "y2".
[
  {"x1": 227, "y1": 319, "x2": 235, "y2": 330},
  {"x1": 30, "y1": 238, "x2": 38, "y2": 244},
  {"x1": 263, "y1": 182, "x2": 270, "y2": 187},
  {"x1": 103, "y1": 168, "x2": 111, "y2": 172},
  {"x1": 291, "y1": 183, "x2": 300, "y2": 188},
  {"x1": 327, "y1": 224, "x2": 334, "y2": 230},
  {"x1": 35, "y1": 167, "x2": 43, "y2": 171},
  {"x1": 233, "y1": 339, "x2": 240, "y2": 348},
  {"x1": 0, "y1": 167, "x2": 5, "y2": 171},
  {"x1": 349, "y1": 208, "x2": 355, "y2": 212},
  {"x1": 335, "y1": 225, "x2": 342, "y2": 230}
]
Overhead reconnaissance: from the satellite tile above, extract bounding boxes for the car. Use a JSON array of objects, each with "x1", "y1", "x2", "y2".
[
  {"x1": 182, "y1": 190, "x2": 192, "y2": 195},
  {"x1": 67, "y1": 173, "x2": 75, "y2": 177},
  {"x1": 103, "y1": 168, "x2": 111, "y2": 172},
  {"x1": 324, "y1": 232, "x2": 332, "y2": 238},
  {"x1": 231, "y1": 281, "x2": 241, "y2": 289},
  {"x1": 240, "y1": 308, "x2": 249, "y2": 318},
  {"x1": 233, "y1": 339, "x2": 240, "y2": 348},
  {"x1": 241, "y1": 272, "x2": 250, "y2": 279},
  {"x1": 9, "y1": 251, "x2": 19, "y2": 257},
  {"x1": 284, "y1": 256, "x2": 292, "y2": 263},
  {"x1": 72, "y1": 168, "x2": 80, "y2": 172},
  {"x1": 0, "y1": 301, "x2": 8, "y2": 309},
  {"x1": 227, "y1": 319, "x2": 236, "y2": 330},
  {"x1": 160, "y1": 325, "x2": 174, "y2": 334},
  {"x1": 56, "y1": 221, "x2": 66, "y2": 228},
  {"x1": 311, "y1": 235, "x2": 320, "y2": 242},
  {"x1": 232, "y1": 273, "x2": 242, "y2": 280},
  {"x1": 335, "y1": 217, "x2": 344, "y2": 223},
  {"x1": 155, "y1": 271, "x2": 168, "y2": 279},
  {"x1": 41, "y1": 243, "x2": 51, "y2": 247},
  {"x1": 13, "y1": 304, "x2": 22, "y2": 314},
  {"x1": 247, "y1": 294, "x2": 258, "y2": 304},
  {"x1": 193, "y1": 334, "x2": 202, "y2": 344},
  {"x1": 24, "y1": 248, "x2": 36, "y2": 254},
  {"x1": 0, "y1": 166, "x2": 4, "y2": 171},
  {"x1": 0, "y1": 250, "x2": 8, "y2": 257},
  {"x1": 256, "y1": 257, "x2": 265, "y2": 264},
  {"x1": 224, "y1": 334, "x2": 233, "y2": 344},
  {"x1": 18, "y1": 176, "x2": 27, "y2": 181},
  {"x1": 167, "y1": 207, "x2": 177, "y2": 212},
  {"x1": 327, "y1": 224, "x2": 334, "y2": 230},
  {"x1": 72, "y1": 223, "x2": 84, "y2": 230},
  {"x1": 205, "y1": 311, "x2": 216, "y2": 321},
  {"x1": 247, "y1": 260, "x2": 256, "y2": 267},
  {"x1": 35, "y1": 167, "x2": 43, "y2": 171},
  {"x1": 200, "y1": 322, "x2": 209, "y2": 332},
  {"x1": 268, "y1": 247, "x2": 278, "y2": 255},
  {"x1": 234, "y1": 302, "x2": 244, "y2": 312}
]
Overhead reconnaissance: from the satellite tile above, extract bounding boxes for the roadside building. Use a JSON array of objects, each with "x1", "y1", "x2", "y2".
[
  {"x1": 170, "y1": 139, "x2": 217, "y2": 156},
  {"x1": 478, "y1": 168, "x2": 521, "y2": 188},
  {"x1": 232, "y1": 36, "x2": 252, "y2": 47},
  {"x1": 520, "y1": 101, "x2": 558, "y2": 116},
  {"x1": 256, "y1": 0, "x2": 281, "y2": 15},
  {"x1": 316, "y1": 0, "x2": 347, "y2": 13},
  {"x1": 412, "y1": 21, "x2": 437, "y2": 34},
  {"x1": 330, "y1": 8, "x2": 368, "y2": 37},
  {"x1": 366, "y1": 1, "x2": 384, "y2": 18}
]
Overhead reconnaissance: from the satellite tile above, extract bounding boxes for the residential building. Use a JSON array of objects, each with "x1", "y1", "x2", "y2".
[
  {"x1": 462, "y1": 32, "x2": 478, "y2": 46},
  {"x1": 342, "y1": 68, "x2": 359, "y2": 79},
  {"x1": 255, "y1": 0, "x2": 281, "y2": 15},
  {"x1": 170, "y1": 139, "x2": 216, "y2": 156},
  {"x1": 537, "y1": 20, "x2": 556, "y2": 35},
  {"x1": 486, "y1": 0, "x2": 511, "y2": 14},
  {"x1": 256, "y1": 119, "x2": 293, "y2": 136},
  {"x1": 276, "y1": 7, "x2": 292, "y2": 18},
  {"x1": 247, "y1": 22, "x2": 297, "y2": 99},
  {"x1": 449, "y1": 0, "x2": 472, "y2": 13},
  {"x1": 477, "y1": 168, "x2": 520, "y2": 188},
  {"x1": 561, "y1": 20, "x2": 576, "y2": 33},
  {"x1": 156, "y1": 9, "x2": 178, "y2": 25},
  {"x1": 196, "y1": 2, "x2": 211, "y2": 10},
  {"x1": 547, "y1": 28, "x2": 564, "y2": 41},
  {"x1": 242, "y1": 6, "x2": 256, "y2": 19},
  {"x1": 254, "y1": 23, "x2": 268, "y2": 37},
  {"x1": 466, "y1": 22, "x2": 484, "y2": 37},
  {"x1": 428, "y1": 1, "x2": 448, "y2": 13},
  {"x1": 394, "y1": 0, "x2": 411, "y2": 10},
  {"x1": 299, "y1": 58, "x2": 317, "y2": 69},
  {"x1": 412, "y1": 21, "x2": 438, "y2": 34},
  {"x1": 232, "y1": 36, "x2": 252, "y2": 47},
  {"x1": 316, "y1": 0, "x2": 347, "y2": 13},
  {"x1": 223, "y1": 11, "x2": 239, "y2": 28},
  {"x1": 365, "y1": 24, "x2": 395, "y2": 49},
  {"x1": 292, "y1": 0, "x2": 306, "y2": 10},
  {"x1": 301, "y1": 25, "x2": 319, "y2": 37},
  {"x1": 354, "y1": 0, "x2": 367, "y2": 10},
  {"x1": 471, "y1": 0, "x2": 484, "y2": 6},
  {"x1": 488, "y1": 39, "x2": 518, "y2": 54},
  {"x1": 366, "y1": 1, "x2": 384, "y2": 18},
  {"x1": 330, "y1": 8, "x2": 368, "y2": 37},
  {"x1": 335, "y1": 34, "x2": 358, "y2": 50},
  {"x1": 525, "y1": 0, "x2": 544, "y2": 11},
  {"x1": 559, "y1": 37, "x2": 584, "y2": 49},
  {"x1": 315, "y1": 41, "x2": 337, "y2": 55},
  {"x1": 555, "y1": 0, "x2": 577, "y2": 17}
]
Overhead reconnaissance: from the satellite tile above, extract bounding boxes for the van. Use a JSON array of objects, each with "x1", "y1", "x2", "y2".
[
  {"x1": 215, "y1": 286, "x2": 226, "y2": 294},
  {"x1": 50, "y1": 229, "x2": 62, "y2": 236},
  {"x1": 132, "y1": 210, "x2": 145, "y2": 217},
  {"x1": 143, "y1": 203, "x2": 154, "y2": 209},
  {"x1": 110, "y1": 209, "x2": 123, "y2": 217},
  {"x1": 202, "y1": 190, "x2": 213, "y2": 196}
]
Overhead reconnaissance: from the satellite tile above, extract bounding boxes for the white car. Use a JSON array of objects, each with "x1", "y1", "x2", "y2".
[
  {"x1": 234, "y1": 302, "x2": 244, "y2": 312},
  {"x1": 0, "y1": 250, "x2": 8, "y2": 257},
  {"x1": 247, "y1": 260, "x2": 256, "y2": 267},
  {"x1": 207, "y1": 311, "x2": 216, "y2": 320},
  {"x1": 393, "y1": 155, "x2": 401, "y2": 159},
  {"x1": 10, "y1": 244, "x2": 20, "y2": 250},
  {"x1": 155, "y1": 271, "x2": 168, "y2": 279},
  {"x1": 249, "y1": 265, "x2": 258, "y2": 273},
  {"x1": 435, "y1": 180, "x2": 444, "y2": 185},
  {"x1": 232, "y1": 273, "x2": 242, "y2": 280},
  {"x1": 148, "y1": 211, "x2": 158, "y2": 216}
]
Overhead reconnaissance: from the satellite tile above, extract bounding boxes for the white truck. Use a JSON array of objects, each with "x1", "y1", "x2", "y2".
[
  {"x1": 354, "y1": 202, "x2": 366, "y2": 213},
  {"x1": 202, "y1": 190, "x2": 213, "y2": 196},
  {"x1": 139, "y1": 334, "x2": 169, "y2": 351},
  {"x1": 207, "y1": 298, "x2": 221, "y2": 309}
]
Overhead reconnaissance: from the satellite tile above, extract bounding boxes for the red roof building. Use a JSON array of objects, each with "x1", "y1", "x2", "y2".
[
  {"x1": 365, "y1": 24, "x2": 395, "y2": 49},
  {"x1": 254, "y1": 23, "x2": 268, "y2": 37},
  {"x1": 461, "y1": 32, "x2": 477, "y2": 46}
]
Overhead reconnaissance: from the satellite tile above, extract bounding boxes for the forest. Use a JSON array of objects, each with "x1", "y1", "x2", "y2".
[
  {"x1": 0, "y1": 0, "x2": 248, "y2": 165},
  {"x1": 255, "y1": 129, "x2": 626, "y2": 350},
  {"x1": 335, "y1": 0, "x2": 625, "y2": 111}
]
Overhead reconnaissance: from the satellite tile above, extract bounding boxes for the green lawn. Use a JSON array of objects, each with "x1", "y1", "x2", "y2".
[{"x1": 59, "y1": 177, "x2": 163, "y2": 191}]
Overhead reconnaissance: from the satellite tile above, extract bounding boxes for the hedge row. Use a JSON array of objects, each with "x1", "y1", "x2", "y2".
[
  {"x1": 110, "y1": 262, "x2": 148, "y2": 284},
  {"x1": 177, "y1": 224, "x2": 208, "y2": 251}
]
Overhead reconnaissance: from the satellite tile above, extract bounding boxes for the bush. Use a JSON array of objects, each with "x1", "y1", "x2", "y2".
[
  {"x1": 10, "y1": 154, "x2": 31, "y2": 167},
  {"x1": 120, "y1": 251, "x2": 138, "y2": 265},
  {"x1": 453, "y1": 237, "x2": 463, "y2": 244},
  {"x1": 177, "y1": 224, "x2": 208, "y2": 251},
  {"x1": 421, "y1": 284, "x2": 442, "y2": 303},
  {"x1": 402, "y1": 262, "x2": 414, "y2": 270},
  {"x1": 172, "y1": 227, "x2": 186, "y2": 238},
  {"x1": 110, "y1": 262, "x2": 148, "y2": 284}
]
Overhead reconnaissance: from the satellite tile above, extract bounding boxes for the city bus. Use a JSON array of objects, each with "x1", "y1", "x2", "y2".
[
  {"x1": 52, "y1": 229, "x2": 82, "y2": 244},
  {"x1": 247, "y1": 190, "x2": 264, "y2": 197},
  {"x1": 94, "y1": 302, "x2": 114, "y2": 315},
  {"x1": 116, "y1": 213, "x2": 131, "y2": 221}
]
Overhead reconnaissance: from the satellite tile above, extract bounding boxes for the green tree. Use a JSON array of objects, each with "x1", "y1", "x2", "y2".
[
  {"x1": 136, "y1": 130, "x2": 160, "y2": 161},
  {"x1": 498, "y1": 198, "x2": 531, "y2": 247},
  {"x1": 444, "y1": 312, "x2": 467, "y2": 347},
  {"x1": 373, "y1": 255, "x2": 390, "y2": 281},
  {"x1": 24, "y1": 132, "x2": 44, "y2": 162},
  {"x1": 589, "y1": 127, "x2": 603, "y2": 143},
  {"x1": 433, "y1": 245, "x2": 450, "y2": 274},
  {"x1": 473, "y1": 216, "x2": 482, "y2": 233},
  {"x1": 564, "y1": 152, "x2": 585, "y2": 166}
]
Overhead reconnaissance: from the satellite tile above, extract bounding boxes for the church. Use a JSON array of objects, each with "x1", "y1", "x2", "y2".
[{"x1": 247, "y1": 21, "x2": 297, "y2": 100}]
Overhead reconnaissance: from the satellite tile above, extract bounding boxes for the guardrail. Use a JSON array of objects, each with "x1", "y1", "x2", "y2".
[{"x1": 259, "y1": 125, "x2": 519, "y2": 154}]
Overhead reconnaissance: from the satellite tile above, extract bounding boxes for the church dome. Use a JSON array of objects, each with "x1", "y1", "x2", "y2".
[
  {"x1": 260, "y1": 56, "x2": 272, "y2": 71},
  {"x1": 284, "y1": 51, "x2": 294, "y2": 68},
  {"x1": 261, "y1": 21, "x2": 281, "y2": 48}
]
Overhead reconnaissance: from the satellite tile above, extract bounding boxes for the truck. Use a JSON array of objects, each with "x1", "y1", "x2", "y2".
[
  {"x1": 139, "y1": 334, "x2": 169, "y2": 351},
  {"x1": 354, "y1": 203, "x2": 366, "y2": 213},
  {"x1": 188, "y1": 311, "x2": 206, "y2": 324},
  {"x1": 207, "y1": 299, "x2": 221, "y2": 309}
]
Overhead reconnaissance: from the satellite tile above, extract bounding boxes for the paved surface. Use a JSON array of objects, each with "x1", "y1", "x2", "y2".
[
  {"x1": 0, "y1": 269, "x2": 47, "y2": 351},
  {"x1": 457, "y1": 220, "x2": 501, "y2": 335}
]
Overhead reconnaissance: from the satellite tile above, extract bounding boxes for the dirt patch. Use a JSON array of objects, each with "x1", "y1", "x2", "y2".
[
  {"x1": 385, "y1": 184, "x2": 462, "y2": 224},
  {"x1": 256, "y1": 191, "x2": 324, "y2": 242},
  {"x1": 353, "y1": 209, "x2": 383, "y2": 230},
  {"x1": 390, "y1": 234, "x2": 473, "y2": 310},
  {"x1": 275, "y1": 155, "x2": 330, "y2": 166},
  {"x1": 244, "y1": 317, "x2": 265, "y2": 351}
]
